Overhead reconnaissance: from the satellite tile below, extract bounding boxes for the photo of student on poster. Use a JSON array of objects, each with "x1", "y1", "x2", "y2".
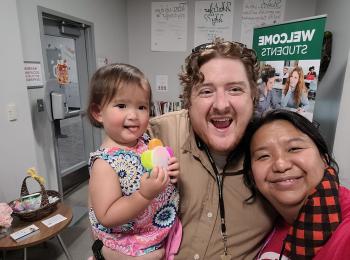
[{"x1": 253, "y1": 15, "x2": 326, "y2": 121}]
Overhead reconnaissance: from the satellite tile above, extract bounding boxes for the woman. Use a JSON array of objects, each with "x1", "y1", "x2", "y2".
[
  {"x1": 243, "y1": 109, "x2": 350, "y2": 259},
  {"x1": 281, "y1": 67, "x2": 309, "y2": 111},
  {"x1": 255, "y1": 65, "x2": 281, "y2": 117}
]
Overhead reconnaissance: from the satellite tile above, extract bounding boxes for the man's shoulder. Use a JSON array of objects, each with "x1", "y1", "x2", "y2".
[{"x1": 150, "y1": 109, "x2": 188, "y2": 125}]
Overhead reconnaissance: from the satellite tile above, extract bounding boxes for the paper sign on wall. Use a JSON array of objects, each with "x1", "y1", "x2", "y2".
[
  {"x1": 194, "y1": 1, "x2": 234, "y2": 47},
  {"x1": 151, "y1": 1, "x2": 187, "y2": 51},
  {"x1": 24, "y1": 61, "x2": 43, "y2": 87},
  {"x1": 241, "y1": 0, "x2": 286, "y2": 48},
  {"x1": 156, "y1": 75, "x2": 168, "y2": 92}
]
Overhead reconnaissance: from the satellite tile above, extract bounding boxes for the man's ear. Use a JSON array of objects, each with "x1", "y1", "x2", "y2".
[{"x1": 91, "y1": 104, "x2": 103, "y2": 123}]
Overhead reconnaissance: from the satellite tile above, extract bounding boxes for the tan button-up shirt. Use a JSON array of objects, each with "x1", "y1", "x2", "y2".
[{"x1": 149, "y1": 110, "x2": 275, "y2": 260}]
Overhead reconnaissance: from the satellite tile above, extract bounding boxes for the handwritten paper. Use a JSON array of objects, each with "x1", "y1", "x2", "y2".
[
  {"x1": 151, "y1": 1, "x2": 187, "y2": 51},
  {"x1": 41, "y1": 214, "x2": 67, "y2": 227},
  {"x1": 194, "y1": 1, "x2": 234, "y2": 47},
  {"x1": 240, "y1": 0, "x2": 286, "y2": 47}
]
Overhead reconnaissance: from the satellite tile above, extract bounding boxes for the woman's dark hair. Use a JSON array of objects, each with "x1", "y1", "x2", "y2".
[{"x1": 243, "y1": 109, "x2": 338, "y2": 202}]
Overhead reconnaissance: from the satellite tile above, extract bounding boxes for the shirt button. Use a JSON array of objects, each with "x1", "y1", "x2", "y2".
[
  {"x1": 194, "y1": 254, "x2": 200, "y2": 259},
  {"x1": 207, "y1": 212, "x2": 213, "y2": 218}
]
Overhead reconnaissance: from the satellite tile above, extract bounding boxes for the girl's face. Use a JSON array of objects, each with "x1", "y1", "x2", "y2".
[
  {"x1": 250, "y1": 120, "x2": 326, "y2": 214},
  {"x1": 95, "y1": 83, "x2": 150, "y2": 148},
  {"x1": 289, "y1": 71, "x2": 299, "y2": 88}
]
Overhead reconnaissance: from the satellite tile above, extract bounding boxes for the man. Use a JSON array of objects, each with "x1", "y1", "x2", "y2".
[{"x1": 148, "y1": 39, "x2": 275, "y2": 260}]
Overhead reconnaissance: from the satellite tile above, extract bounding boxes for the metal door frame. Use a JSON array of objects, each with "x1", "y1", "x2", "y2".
[{"x1": 38, "y1": 6, "x2": 101, "y2": 195}]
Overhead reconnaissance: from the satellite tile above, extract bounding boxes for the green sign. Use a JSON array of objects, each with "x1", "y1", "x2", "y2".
[{"x1": 253, "y1": 16, "x2": 326, "y2": 61}]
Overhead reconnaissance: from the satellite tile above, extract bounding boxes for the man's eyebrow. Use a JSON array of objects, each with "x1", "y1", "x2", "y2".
[{"x1": 199, "y1": 81, "x2": 248, "y2": 86}]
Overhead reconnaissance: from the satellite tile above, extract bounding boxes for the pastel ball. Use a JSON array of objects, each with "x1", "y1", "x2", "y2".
[
  {"x1": 152, "y1": 146, "x2": 170, "y2": 169},
  {"x1": 148, "y1": 138, "x2": 163, "y2": 150},
  {"x1": 141, "y1": 150, "x2": 153, "y2": 170}
]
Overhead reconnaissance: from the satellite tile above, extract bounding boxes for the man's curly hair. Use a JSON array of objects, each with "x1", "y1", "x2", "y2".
[{"x1": 179, "y1": 38, "x2": 259, "y2": 108}]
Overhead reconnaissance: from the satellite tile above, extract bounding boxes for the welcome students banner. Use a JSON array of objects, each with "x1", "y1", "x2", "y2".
[{"x1": 252, "y1": 15, "x2": 326, "y2": 121}]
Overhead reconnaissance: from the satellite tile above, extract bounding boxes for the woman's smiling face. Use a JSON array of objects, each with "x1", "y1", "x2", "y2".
[{"x1": 250, "y1": 120, "x2": 326, "y2": 211}]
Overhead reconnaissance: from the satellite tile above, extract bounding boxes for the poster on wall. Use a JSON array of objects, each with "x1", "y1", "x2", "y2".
[
  {"x1": 24, "y1": 61, "x2": 43, "y2": 88},
  {"x1": 194, "y1": 1, "x2": 234, "y2": 47},
  {"x1": 241, "y1": 0, "x2": 286, "y2": 48},
  {"x1": 151, "y1": 1, "x2": 187, "y2": 51},
  {"x1": 252, "y1": 15, "x2": 327, "y2": 122}
]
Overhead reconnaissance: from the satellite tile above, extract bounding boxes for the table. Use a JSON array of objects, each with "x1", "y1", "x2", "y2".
[
  {"x1": 0, "y1": 202, "x2": 73, "y2": 260},
  {"x1": 284, "y1": 107, "x2": 313, "y2": 122}
]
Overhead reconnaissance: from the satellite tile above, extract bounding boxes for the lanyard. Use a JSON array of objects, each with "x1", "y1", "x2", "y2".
[{"x1": 203, "y1": 144, "x2": 229, "y2": 256}]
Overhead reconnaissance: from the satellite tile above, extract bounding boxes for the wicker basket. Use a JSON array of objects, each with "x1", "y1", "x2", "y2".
[{"x1": 9, "y1": 176, "x2": 61, "y2": 222}]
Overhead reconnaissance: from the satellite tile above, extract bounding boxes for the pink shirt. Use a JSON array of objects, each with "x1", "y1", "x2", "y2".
[{"x1": 257, "y1": 186, "x2": 350, "y2": 260}]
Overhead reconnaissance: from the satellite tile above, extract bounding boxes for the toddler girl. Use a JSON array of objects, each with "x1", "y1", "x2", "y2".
[{"x1": 87, "y1": 63, "x2": 181, "y2": 259}]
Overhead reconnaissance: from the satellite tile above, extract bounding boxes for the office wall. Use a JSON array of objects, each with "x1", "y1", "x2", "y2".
[
  {"x1": 333, "y1": 50, "x2": 350, "y2": 188},
  {"x1": 0, "y1": 0, "x2": 37, "y2": 201},
  {"x1": 314, "y1": 0, "x2": 350, "y2": 153},
  {"x1": 0, "y1": 0, "x2": 128, "y2": 201},
  {"x1": 315, "y1": 0, "x2": 350, "y2": 187},
  {"x1": 127, "y1": 0, "x2": 317, "y2": 102}
]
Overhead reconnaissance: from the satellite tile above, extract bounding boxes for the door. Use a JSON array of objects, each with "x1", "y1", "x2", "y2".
[{"x1": 40, "y1": 12, "x2": 97, "y2": 195}]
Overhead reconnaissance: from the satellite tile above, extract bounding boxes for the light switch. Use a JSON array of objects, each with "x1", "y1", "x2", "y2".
[
  {"x1": 37, "y1": 99, "x2": 45, "y2": 112},
  {"x1": 7, "y1": 104, "x2": 17, "y2": 121}
]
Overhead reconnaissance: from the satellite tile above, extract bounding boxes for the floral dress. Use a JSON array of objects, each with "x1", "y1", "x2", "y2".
[{"x1": 88, "y1": 134, "x2": 180, "y2": 256}]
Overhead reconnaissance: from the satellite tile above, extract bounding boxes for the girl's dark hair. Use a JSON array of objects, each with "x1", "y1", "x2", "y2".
[
  {"x1": 87, "y1": 63, "x2": 152, "y2": 128},
  {"x1": 243, "y1": 109, "x2": 338, "y2": 202}
]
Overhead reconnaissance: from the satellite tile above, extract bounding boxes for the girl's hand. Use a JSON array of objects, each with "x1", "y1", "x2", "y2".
[
  {"x1": 139, "y1": 167, "x2": 169, "y2": 200},
  {"x1": 167, "y1": 157, "x2": 180, "y2": 184}
]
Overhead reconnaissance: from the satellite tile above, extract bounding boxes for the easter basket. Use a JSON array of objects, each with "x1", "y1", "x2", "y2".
[{"x1": 9, "y1": 174, "x2": 61, "y2": 222}]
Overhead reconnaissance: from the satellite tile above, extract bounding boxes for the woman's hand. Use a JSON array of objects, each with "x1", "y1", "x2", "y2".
[
  {"x1": 101, "y1": 246, "x2": 165, "y2": 260},
  {"x1": 139, "y1": 166, "x2": 169, "y2": 200},
  {"x1": 297, "y1": 107, "x2": 305, "y2": 113},
  {"x1": 167, "y1": 156, "x2": 180, "y2": 184}
]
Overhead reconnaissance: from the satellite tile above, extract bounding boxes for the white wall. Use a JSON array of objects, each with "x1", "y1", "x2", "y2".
[
  {"x1": 0, "y1": 0, "x2": 37, "y2": 201},
  {"x1": 333, "y1": 50, "x2": 350, "y2": 188},
  {"x1": 127, "y1": 0, "x2": 317, "y2": 102}
]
